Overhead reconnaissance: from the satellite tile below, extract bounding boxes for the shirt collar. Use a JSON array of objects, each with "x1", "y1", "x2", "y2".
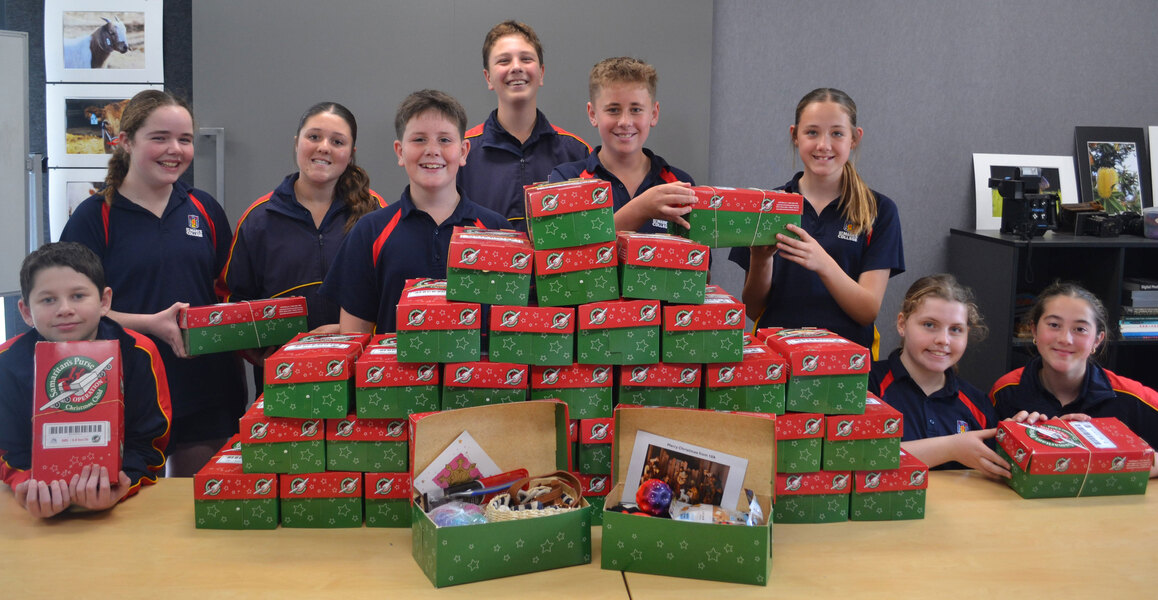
[
  {"x1": 397, "y1": 186, "x2": 481, "y2": 224},
  {"x1": 483, "y1": 109, "x2": 555, "y2": 148},
  {"x1": 587, "y1": 147, "x2": 666, "y2": 181},
  {"x1": 885, "y1": 347, "x2": 961, "y2": 399}
]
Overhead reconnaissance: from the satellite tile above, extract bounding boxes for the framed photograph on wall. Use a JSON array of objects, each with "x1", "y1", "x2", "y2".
[
  {"x1": 1073, "y1": 126, "x2": 1152, "y2": 214},
  {"x1": 46, "y1": 83, "x2": 163, "y2": 168},
  {"x1": 48, "y1": 168, "x2": 108, "y2": 241},
  {"x1": 44, "y1": 0, "x2": 164, "y2": 83},
  {"x1": 972, "y1": 153, "x2": 1079, "y2": 230}
]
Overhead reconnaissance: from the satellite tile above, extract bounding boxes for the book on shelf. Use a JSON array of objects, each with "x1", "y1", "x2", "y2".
[
  {"x1": 1123, "y1": 277, "x2": 1158, "y2": 291},
  {"x1": 1123, "y1": 290, "x2": 1158, "y2": 308},
  {"x1": 1121, "y1": 306, "x2": 1158, "y2": 317},
  {"x1": 1120, "y1": 331, "x2": 1158, "y2": 339}
]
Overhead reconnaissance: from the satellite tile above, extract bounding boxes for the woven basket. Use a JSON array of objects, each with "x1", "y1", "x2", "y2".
[{"x1": 484, "y1": 471, "x2": 583, "y2": 522}]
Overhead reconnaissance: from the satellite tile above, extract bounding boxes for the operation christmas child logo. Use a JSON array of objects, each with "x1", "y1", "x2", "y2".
[{"x1": 43, "y1": 355, "x2": 113, "y2": 412}]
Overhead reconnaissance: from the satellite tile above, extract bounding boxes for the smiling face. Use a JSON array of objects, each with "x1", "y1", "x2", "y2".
[
  {"x1": 791, "y1": 100, "x2": 861, "y2": 183},
  {"x1": 393, "y1": 109, "x2": 469, "y2": 196},
  {"x1": 588, "y1": 82, "x2": 658, "y2": 162},
  {"x1": 295, "y1": 111, "x2": 354, "y2": 187},
  {"x1": 19, "y1": 266, "x2": 111, "y2": 342},
  {"x1": 897, "y1": 297, "x2": 970, "y2": 380},
  {"x1": 120, "y1": 104, "x2": 195, "y2": 190},
  {"x1": 485, "y1": 34, "x2": 544, "y2": 106},
  {"x1": 1034, "y1": 295, "x2": 1105, "y2": 380}
]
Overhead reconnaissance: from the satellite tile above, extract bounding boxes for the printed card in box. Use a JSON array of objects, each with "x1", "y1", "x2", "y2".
[
  {"x1": 279, "y1": 470, "x2": 363, "y2": 528},
  {"x1": 32, "y1": 341, "x2": 123, "y2": 482},
  {"x1": 602, "y1": 406, "x2": 775, "y2": 586},
  {"x1": 263, "y1": 333, "x2": 369, "y2": 418},
  {"x1": 662, "y1": 286, "x2": 745, "y2": 363},
  {"x1": 618, "y1": 363, "x2": 702, "y2": 409},
  {"x1": 396, "y1": 278, "x2": 481, "y2": 362},
  {"x1": 441, "y1": 357, "x2": 528, "y2": 410},
  {"x1": 823, "y1": 395, "x2": 902, "y2": 471},
  {"x1": 533, "y1": 241, "x2": 619, "y2": 306},
  {"x1": 325, "y1": 415, "x2": 408, "y2": 472},
  {"x1": 354, "y1": 334, "x2": 440, "y2": 418},
  {"x1": 760, "y1": 327, "x2": 870, "y2": 414},
  {"x1": 704, "y1": 343, "x2": 788, "y2": 413},
  {"x1": 578, "y1": 417, "x2": 614, "y2": 474},
  {"x1": 996, "y1": 417, "x2": 1154, "y2": 498},
  {"x1": 777, "y1": 412, "x2": 824, "y2": 473},
  {"x1": 446, "y1": 227, "x2": 533, "y2": 306},
  {"x1": 850, "y1": 448, "x2": 928, "y2": 521},
  {"x1": 410, "y1": 401, "x2": 591, "y2": 588},
  {"x1": 575, "y1": 472, "x2": 611, "y2": 525},
  {"x1": 194, "y1": 436, "x2": 278, "y2": 529},
  {"x1": 530, "y1": 363, "x2": 614, "y2": 419},
  {"x1": 239, "y1": 400, "x2": 325, "y2": 474},
  {"x1": 180, "y1": 297, "x2": 307, "y2": 355},
  {"x1": 774, "y1": 470, "x2": 851, "y2": 523},
  {"x1": 576, "y1": 299, "x2": 660, "y2": 365},
  {"x1": 616, "y1": 232, "x2": 709, "y2": 304},
  {"x1": 671, "y1": 186, "x2": 803, "y2": 248},
  {"x1": 524, "y1": 179, "x2": 615, "y2": 251},
  {"x1": 488, "y1": 305, "x2": 574, "y2": 366},
  {"x1": 364, "y1": 472, "x2": 412, "y2": 527}
]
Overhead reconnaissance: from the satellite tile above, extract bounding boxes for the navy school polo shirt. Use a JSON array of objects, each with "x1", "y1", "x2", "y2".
[
  {"x1": 870, "y1": 348, "x2": 996, "y2": 443},
  {"x1": 318, "y1": 187, "x2": 511, "y2": 333},
  {"x1": 548, "y1": 147, "x2": 695, "y2": 235},
  {"x1": 458, "y1": 109, "x2": 590, "y2": 232}
]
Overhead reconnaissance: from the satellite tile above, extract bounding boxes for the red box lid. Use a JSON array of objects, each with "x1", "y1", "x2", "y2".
[
  {"x1": 531, "y1": 363, "x2": 614, "y2": 390},
  {"x1": 489, "y1": 305, "x2": 575, "y2": 334},
  {"x1": 761, "y1": 327, "x2": 870, "y2": 375},
  {"x1": 325, "y1": 415, "x2": 408, "y2": 442},
  {"x1": 578, "y1": 298, "x2": 660, "y2": 330},
  {"x1": 996, "y1": 417, "x2": 1155, "y2": 475},
  {"x1": 691, "y1": 186, "x2": 804, "y2": 215},
  {"x1": 364, "y1": 472, "x2": 412, "y2": 499},
  {"x1": 443, "y1": 357, "x2": 529, "y2": 389},
  {"x1": 279, "y1": 471, "x2": 362, "y2": 499},
  {"x1": 238, "y1": 400, "x2": 324, "y2": 443},
  {"x1": 619, "y1": 363, "x2": 702, "y2": 388},
  {"x1": 824, "y1": 394, "x2": 903, "y2": 441},
  {"x1": 180, "y1": 297, "x2": 307, "y2": 328},
  {"x1": 616, "y1": 231, "x2": 709, "y2": 272},
  {"x1": 355, "y1": 334, "x2": 440, "y2": 387},
  {"x1": 193, "y1": 451, "x2": 277, "y2": 500},
  {"x1": 663, "y1": 289, "x2": 746, "y2": 332},
  {"x1": 706, "y1": 343, "x2": 789, "y2": 388},
  {"x1": 264, "y1": 333, "x2": 369, "y2": 384},
  {"x1": 525, "y1": 179, "x2": 613, "y2": 218},
  {"x1": 396, "y1": 279, "x2": 481, "y2": 331},
  {"x1": 775, "y1": 470, "x2": 853, "y2": 495},
  {"x1": 776, "y1": 412, "x2": 825, "y2": 441},
  {"x1": 533, "y1": 241, "x2": 618, "y2": 276},
  {"x1": 580, "y1": 417, "x2": 614, "y2": 444},
  {"x1": 448, "y1": 226, "x2": 533, "y2": 274},
  {"x1": 854, "y1": 448, "x2": 929, "y2": 492}
]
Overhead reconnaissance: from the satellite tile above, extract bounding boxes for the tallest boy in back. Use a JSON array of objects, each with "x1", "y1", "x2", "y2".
[{"x1": 458, "y1": 20, "x2": 591, "y2": 231}]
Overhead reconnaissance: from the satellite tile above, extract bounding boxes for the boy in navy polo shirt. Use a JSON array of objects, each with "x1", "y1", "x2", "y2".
[
  {"x1": 549, "y1": 56, "x2": 697, "y2": 235},
  {"x1": 320, "y1": 90, "x2": 510, "y2": 333},
  {"x1": 458, "y1": 20, "x2": 590, "y2": 231}
]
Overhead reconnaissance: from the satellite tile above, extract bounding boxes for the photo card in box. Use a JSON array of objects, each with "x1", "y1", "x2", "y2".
[
  {"x1": 180, "y1": 297, "x2": 307, "y2": 356},
  {"x1": 354, "y1": 334, "x2": 440, "y2": 418},
  {"x1": 616, "y1": 232, "x2": 709, "y2": 304},
  {"x1": 576, "y1": 299, "x2": 660, "y2": 365},
  {"x1": 671, "y1": 186, "x2": 803, "y2": 248},
  {"x1": 446, "y1": 227, "x2": 533, "y2": 306},
  {"x1": 396, "y1": 278, "x2": 481, "y2": 363},
  {"x1": 262, "y1": 332, "x2": 369, "y2": 418},
  {"x1": 488, "y1": 305, "x2": 575, "y2": 366},
  {"x1": 662, "y1": 285, "x2": 745, "y2": 363},
  {"x1": 524, "y1": 179, "x2": 616, "y2": 251},
  {"x1": 533, "y1": 241, "x2": 620, "y2": 306},
  {"x1": 760, "y1": 327, "x2": 870, "y2": 414}
]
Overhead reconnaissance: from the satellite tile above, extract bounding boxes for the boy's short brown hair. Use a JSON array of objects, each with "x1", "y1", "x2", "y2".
[
  {"x1": 482, "y1": 20, "x2": 543, "y2": 69},
  {"x1": 20, "y1": 242, "x2": 106, "y2": 303},
  {"x1": 393, "y1": 89, "x2": 468, "y2": 140},
  {"x1": 588, "y1": 57, "x2": 657, "y2": 102}
]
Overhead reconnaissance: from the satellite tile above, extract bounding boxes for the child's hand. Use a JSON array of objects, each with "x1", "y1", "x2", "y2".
[
  {"x1": 749, "y1": 244, "x2": 778, "y2": 264},
  {"x1": 68, "y1": 465, "x2": 131, "y2": 511},
  {"x1": 14, "y1": 478, "x2": 72, "y2": 518},
  {"x1": 630, "y1": 182, "x2": 697, "y2": 229},
  {"x1": 309, "y1": 323, "x2": 342, "y2": 335},
  {"x1": 1059, "y1": 413, "x2": 1092, "y2": 422},
  {"x1": 1005, "y1": 410, "x2": 1050, "y2": 425},
  {"x1": 774, "y1": 224, "x2": 837, "y2": 275},
  {"x1": 954, "y1": 429, "x2": 1011, "y2": 479},
  {"x1": 149, "y1": 302, "x2": 190, "y2": 358}
]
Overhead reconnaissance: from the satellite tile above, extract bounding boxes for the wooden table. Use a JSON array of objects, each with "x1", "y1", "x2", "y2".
[{"x1": 3, "y1": 472, "x2": 1154, "y2": 598}]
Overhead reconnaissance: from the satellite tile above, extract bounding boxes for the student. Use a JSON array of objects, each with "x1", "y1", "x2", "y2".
[
  {"x1": 548, "y1": 56, "x2": 697, "y2": 234},
  {"x1": 59, "y1": 90, "x2": 246, "y2": 477},
  {"x1": 319, "y1": 89, "x2": 510, "y2": 333},
  {"x1": 990, "y1": 282, "x2": 1158, "y2": 477},
  {"x1": 868, "y1": 274, "x2": 1009, "y2": 477},
  {"x1": 458, "y1": 20, "x2": 591, "y2": 230},
  {"x1": 0, "y1": 242, "x2": 171, "y2": 517},
  {"x1": 729, "y1": 88, "x2": 904, "y2": 355}
]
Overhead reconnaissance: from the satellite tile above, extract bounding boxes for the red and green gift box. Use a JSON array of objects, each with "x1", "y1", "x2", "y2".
[
  {"x1": 325, "y1": 415, "x2": 408, "y2": 472},
  {"x1": 396, "y1": 278, "x2": 481, "y2": 363},
  {"x1": 239, "y1": 399, "x2": 326, "y2": 474},
  {"x1": 354, "y1": 334, "x2": 440, "y2": 419},
  {"x1": 488, "y1": 305, "x2": 574, "y2": 366},
  {"x1": 364, "y1": 472, "x2": 412, "y2": 527},
  {"x1": 533, "y1": 241, "x2": 620, "y2": 307},
  {"x1": 822, "y1": 394, "x2": 903, "y2": 471},
  {"x1": 704, "y1": 343, "x2": 788, "y2": 413},
  {"x1": 446, "y1": 227, "x2": 533, "y2": 306},
  {"x1": 850, "y1": 448, "x2": 928, "y2": 520},
  {"x1": 760, "y1": 327, "x2": 870, "y2": 414},
  {"x1": 193, "y1": 436, "x2": 279, "y2": 530},
  {"x1": 618, "y1": 363, "x2": 702, "y2": 409},
  {"x1": 180, "y1": 297, "x2": 307, "y2": 356},
  {"x1": 576, "y1": 299, "x2": 660, "y2": 365},
  {"x1": 263, "y1": 333, "x2": 370, "y2": 418},
  {"x1": 616, "y1": 232, "x2": 709, "y2": 304},
  {"x1": 524, "y1": 178, "x2": 615, "y2": 251},
  {"x1": 662, "y1": 286, "x2": 745, "y2": 363},
  {"x1": 671, "y1": 186, "x2": 803, "y2": 248},
  {"x1": 278, "y1": 471, "x2": 363, "y2": 528},
  {"x1": 773, "y1": 470, "x2": 851, "y2": 523},
  {"x1": 575, "y1": 472, "x2": 611, "y2": 525},
  {"x1": 441, "y1": 357, "x2": 528, "y2": 409},
  {"x1": 777, "y1": 412, "x2": 825, "y2": 473},
  {"x1": 578, "y1": 417, "x2": 614, "y2": 474},
  {"x1": 530, "y1": 363, "x2": 614, "y2": 419},
  {"x1": 996, "y1": 417, "x2": 1154, "y2": 498}
]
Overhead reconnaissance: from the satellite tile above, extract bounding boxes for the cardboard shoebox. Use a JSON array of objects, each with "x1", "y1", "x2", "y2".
[
  {"x1": 575, "y1": 472, "x2": 611, "y2": 525},
  {"x1": 279, "y1": 471, "x2": 363, "y2": 528},
  {"x1": 671, "y1": 186, "x2": 804, "y2": 248},
  {"x1": 529, "y1": 363, "x2": 614, "y2": 419},
  {"x1": 704, "y1": 343, "x2": 788, "y2": 413},
  {"x1": 662, "y1": 286, "x2": 745, "y2": 363},
  {"x1": 849, "y1": 448, "x2": 928, "y2": 521},
  {"x1": 777, "y1": 412, "x2": 825, "y2": 473},
  {"x1": 364, "y1": 472, "x2": 412, "y2": 528},
  {"x1": 616, "y1": 232, "x2": 710, "y2": 304},
  {"x1": 576, "y1": 299, "x2": 660, "y2": 365},
  {"x1": 618, "y1": 363, "x2": 703, "y2": 409},
  {"x1": 354, "y1": 334, "x2": 440, "y2": 419},
  {"x1": 578, "y1": 417, "x2": 614, "y2": 474},
  {"x1": 488, "y1": 305, "x2": 574, "y2": 366},
  {"x1": 396, "y1": 278, "x2": 481, "y2": 363},
  {"x1": 410, "y1": 401, "x2": 591, "y2": 587},
  {"x1": 996, "y1": 417, "x2": 1154, "y2": 498},
  {"x1": 773, "y1": 470, "x2": 851, "y2": 523},
  {"x1": 239, "y1": 399, "x2": 326, "y2": 474},
  {"x1": 263, "y1": 333, "x2": 369, "y2": 418},
  {"x1": 524, "y1": 178, "x2": 615, "y2": 251},
  {"x1": 533, "y1": 241, "x2": 620, "y2": 307},
  {"x1": 32, "y1": 341, "x2": 123, "y2": 482},
  {"x1": 601, "y1": 406, "x2": 775, "y2": 586},
  {"x1": 446, "y1": 227, "x2": 533, "y2": 306},
  {"x1": 180, "y1": 297, "x2": 307, "y2": 356},
  {"x1": 441, "y1": 357, "x2": 528, "y2": 410},
  {"x1": 193, "y1": 436, "x2": 279, "y2": 530},
  {"x1": 822, "y1": 394, "x2": 903, "y2": 471},
  {"x1": 325, "y1": 415, "x2": 408, "y2": 472},
  {"x1": 760, "y1": 327, "x2": 870, "y2": 414}
]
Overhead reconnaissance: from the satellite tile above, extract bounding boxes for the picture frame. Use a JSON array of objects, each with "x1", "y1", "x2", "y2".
[
  {"x1": 622, "y1": 430, "x2": 748, "y2": 510},
  {"x1": 46, "y1": 82, "x2": 163, "y2": 168},
  {"x1": 44, "y1": 0, "x2": 164, "y2": 83},
  {"x1": 48, "y1": 168, "x2": 109, "y2": 241},
  {"x1": 1073, "y1": 126, "x2": 1153, "y2": 214},
  {"x1": 972, "y1": 153, "x2": 1079, "y2": 230}
]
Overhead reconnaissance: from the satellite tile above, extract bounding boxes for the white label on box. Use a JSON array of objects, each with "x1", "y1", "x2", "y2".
[
  {"x1": 215, "y1": 455, "x2": 243, "y2": 465},
  {"x1": 405, "y1": 289, "x2": 446, "y2": 298},
  {"x1": 42, "y1": 421, "x2": 110, "y2": 448},
  {"x1": 782, "y1": 338, "x2": 844, "y2": 345},
  {"x1": 865, "y1": 397, "x2": 880, "y2": 405},
  {"x1": 1069, "y1": 421, "x2": 1116, "y2": 449},
  {"x1": 282, "y1": 343, "x2": 352, "y2": 352}
]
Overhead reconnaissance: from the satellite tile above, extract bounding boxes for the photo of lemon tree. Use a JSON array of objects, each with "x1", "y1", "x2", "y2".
[{"x1": 1086, "y1": 141, "x2": 1141, "y2": 214}]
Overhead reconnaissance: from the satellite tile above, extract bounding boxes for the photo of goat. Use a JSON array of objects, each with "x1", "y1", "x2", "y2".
[{"x1": 62, "y1": 11, "x2": 144, "y2": 69}]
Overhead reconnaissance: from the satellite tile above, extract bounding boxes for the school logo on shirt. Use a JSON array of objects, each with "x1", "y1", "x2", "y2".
[
  {"x1": 837, "y1": 223, "x2": 859, "y2": 243},
  {"x1": 957, "y1": 420, "x2": 970, "y2": 434},
  {"x1": 186, "y1": 214, "x2": 204, "y2": 238}
]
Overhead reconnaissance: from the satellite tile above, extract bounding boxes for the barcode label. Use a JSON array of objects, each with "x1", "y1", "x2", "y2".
[
  {"x1": 42, "y1": 421, "x2": 110, "y2": 448},
  {"x1": 1070, "y1": 421, "x2": 1116, "y2": 449}
]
